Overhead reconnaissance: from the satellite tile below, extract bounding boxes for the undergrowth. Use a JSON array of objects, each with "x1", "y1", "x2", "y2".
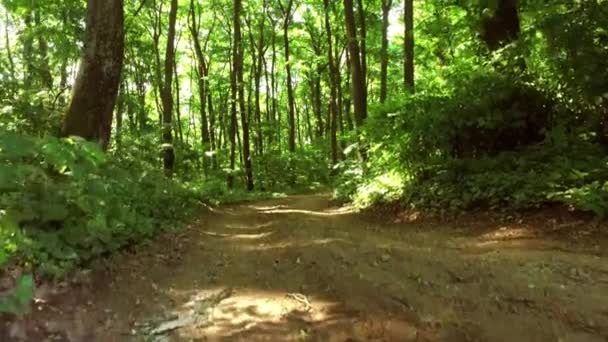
[
  {"x1": 335, "y1": 71, "x2": 608, "y2": 217},
  {"x1": 0, "y1": 131, "x2": 325, "y2": 282}
]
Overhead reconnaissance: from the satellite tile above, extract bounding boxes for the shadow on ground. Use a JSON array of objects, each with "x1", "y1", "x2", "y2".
[{"x1": 6, "y1": 194, "x2": 608, "y2": 341}]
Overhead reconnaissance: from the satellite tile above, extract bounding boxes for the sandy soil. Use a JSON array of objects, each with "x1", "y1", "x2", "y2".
[{"x1": 3, "y1": 194, "x2": 608, "y2": 341}]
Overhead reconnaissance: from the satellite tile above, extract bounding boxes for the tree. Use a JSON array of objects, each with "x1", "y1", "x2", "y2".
[
  {"x1": 343, "y1": 0, "x2": 367, "y2": 126},
  {"x1": 279, "y1": 0, "x2": 297, "y2": 153},
  {"x1": 403, "y1": 0, "x2": 414, "y2": 92},
  {"x1": 235, "y1": 0, "x2": 254, "y2": 191},
  {"x1": 160, "y1": 0, "x2": 179, "y2": 175},
  {"x1": 189, "y1": 0, "x2": 214, "y2": 169},
  {"x1": 62, "y1": 0, "x2": 124, "y2": 150},
  {"x1": 323, "y1": 0, "x2": 340, "y2": 166},
  {"x1": 380, "y1": 0, "x2": 393, "y2": 102}
]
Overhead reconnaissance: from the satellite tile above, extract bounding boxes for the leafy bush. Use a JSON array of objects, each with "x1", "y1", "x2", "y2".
[
  {"x1": 0, "y1": 131, "x2": 202, "y2": 278},
  {"x1": 407, "y1": 141, "x2": 608, "y2": 212},
  {"x1": 339, "y1": 66, "x2": 608, "y2": 217}
]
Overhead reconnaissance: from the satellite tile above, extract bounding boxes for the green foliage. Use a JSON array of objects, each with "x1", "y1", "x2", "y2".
[
  {"x1": 0, "y1": 131, "x2": 203, "y2": 278},
  {"x1": 255, "y1": 146, "x2": 329, "y2": 192},
  {"x1": 335, "y1": 0, "x2": 608, "y2": 217},
  {"x1": 407, "y1": 142, "x2": 608, "y2": 213}
]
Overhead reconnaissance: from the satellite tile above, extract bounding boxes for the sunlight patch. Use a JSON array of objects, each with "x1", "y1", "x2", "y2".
[
  {"x1": 173, "y1": 288, "x2": 338, "y2": 340},
  {"x1": 202, "y1": 231, "x2": 274, "y2": 240},
  {"x1": 240, "y1": 238, "x2": 348, "y2": 252}
]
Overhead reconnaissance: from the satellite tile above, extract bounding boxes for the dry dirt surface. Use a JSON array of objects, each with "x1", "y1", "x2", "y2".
[{"x1": 3, "y1": 194, "x2": 608, "y2": 341}]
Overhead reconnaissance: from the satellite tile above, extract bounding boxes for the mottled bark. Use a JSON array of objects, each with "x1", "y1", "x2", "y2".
[{"x1": 62, "y1": 0, "x2": 124, "y2": 150}]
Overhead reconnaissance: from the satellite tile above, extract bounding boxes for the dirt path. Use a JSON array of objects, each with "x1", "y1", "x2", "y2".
[{"x1": 6, "y1": 194, "x2": 608, "y2": 341}]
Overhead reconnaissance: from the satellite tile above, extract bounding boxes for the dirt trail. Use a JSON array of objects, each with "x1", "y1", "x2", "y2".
[{"x1": 6, "y1": 194, "x2": 608, "y2": 341}]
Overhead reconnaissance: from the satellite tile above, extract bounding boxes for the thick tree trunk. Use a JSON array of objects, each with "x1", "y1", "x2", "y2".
[
  {"x1": 62, "y1": 0, "x2": 124, "y2": 150},
  {"x1": 404, "y1": 0, "x2": 415, "y2": 92},
  {"x1": 343, "y1": 0, "x2": 367, "y2": 126},
  {"x1": 161, "y1": 0, "x2": 178, "y2": 175},
  {"x1": 380, "y1": 0, "x2": 392, "y2": 103}
]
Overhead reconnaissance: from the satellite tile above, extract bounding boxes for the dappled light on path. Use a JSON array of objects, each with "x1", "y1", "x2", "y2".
[
  {"x1": 14, "y1": 194, "x2": 608, "y2": 342},
  {"x1": 248, "y1": 205, "x2": 356, "y2": 217}
]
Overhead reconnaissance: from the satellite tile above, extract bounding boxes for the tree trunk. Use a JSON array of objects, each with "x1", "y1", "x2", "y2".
[
  {"x1": 280, "y1": 0, "x2": 296, "y2": 153},
  {"x1": 62, "y1": 0, "x2": 124, "y2": 150},
  {"x1": 189, "y1": 0, "x2": 211, "y2": 154},
  {"x1": 268, "y1": 15, "x2": 279, "y2": 150},
  {"x1": 234, "y1": 0, "x2": 253, "y2": 190},
  {"x1": 173, "y1": 55, "x2": 184, "y2": 143},
  {"x1": 380, "y1": 0, "x2": 392, "y2": 103},
  {"x1": 228, "y1": 2, "x2": 238, "y2": 189},
  {"x1": 161, "y1": 0, "x2": 178, "y2": 175},
  {"x1": 355, "y1": 0, "x2": 367, "y2": 94},
  {"x1": 343, "y1": 0, "x2": 367, "y2": 126},
  {"x1": 115, "y1": 82, "x2": 125, "y2": 148},
  {"x1": 208, "y1": 91, "x2": 218, "y2": 169},
  {"x1": 254, "y1": 8, "x2": 266, "y2": 155},
  {"x1": 323, "y1": 0, "x2": 340, "y2": 166},
  {"x1": 404, "y1": 0, "x2": 415, "y2": 92}
]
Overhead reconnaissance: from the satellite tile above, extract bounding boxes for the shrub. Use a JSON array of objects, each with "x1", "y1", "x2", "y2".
[{"x1": 0, "y1": 132, "x2": 201, "y2": 278}]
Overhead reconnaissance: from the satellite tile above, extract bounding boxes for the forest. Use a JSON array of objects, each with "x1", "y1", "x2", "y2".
[{"x1": 1, "y1": 0, "x2": 608, "y2": 340}]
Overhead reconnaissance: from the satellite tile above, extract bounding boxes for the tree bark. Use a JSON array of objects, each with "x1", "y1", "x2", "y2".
[
  {"x1": 280, "y1": 0, "x2": 296, "y2": 153},
  {"x1": 62, "y1": 0, "x2": 124, "y2": 150},
  {"x1": 235, "y1": 0, "x2": 254, "y2": 190},
  {"x1": 228, "y1": 10, "x2": 238, "y2": 189},
  {"x1": 161, "y1": 0, "x2": 178, "y2": 175},
  {"x1": 343, "y1": 0, "x2": 367, "y2": 126},
  {"x1": 323, "y1": 0, "x2": 340, "y2": 166},
  {"x1": 355, "y1": 0, "x2": 367, "y2": 94},
  {"x1": 173, "y1": 54, "x2": 184, "y2": 143},
  {"x1": 380, "y1": 0, "x2": 392, "y2": 103},
  {"x1": 404, "y1": 0, "x2": 415, "y2": 92}
]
